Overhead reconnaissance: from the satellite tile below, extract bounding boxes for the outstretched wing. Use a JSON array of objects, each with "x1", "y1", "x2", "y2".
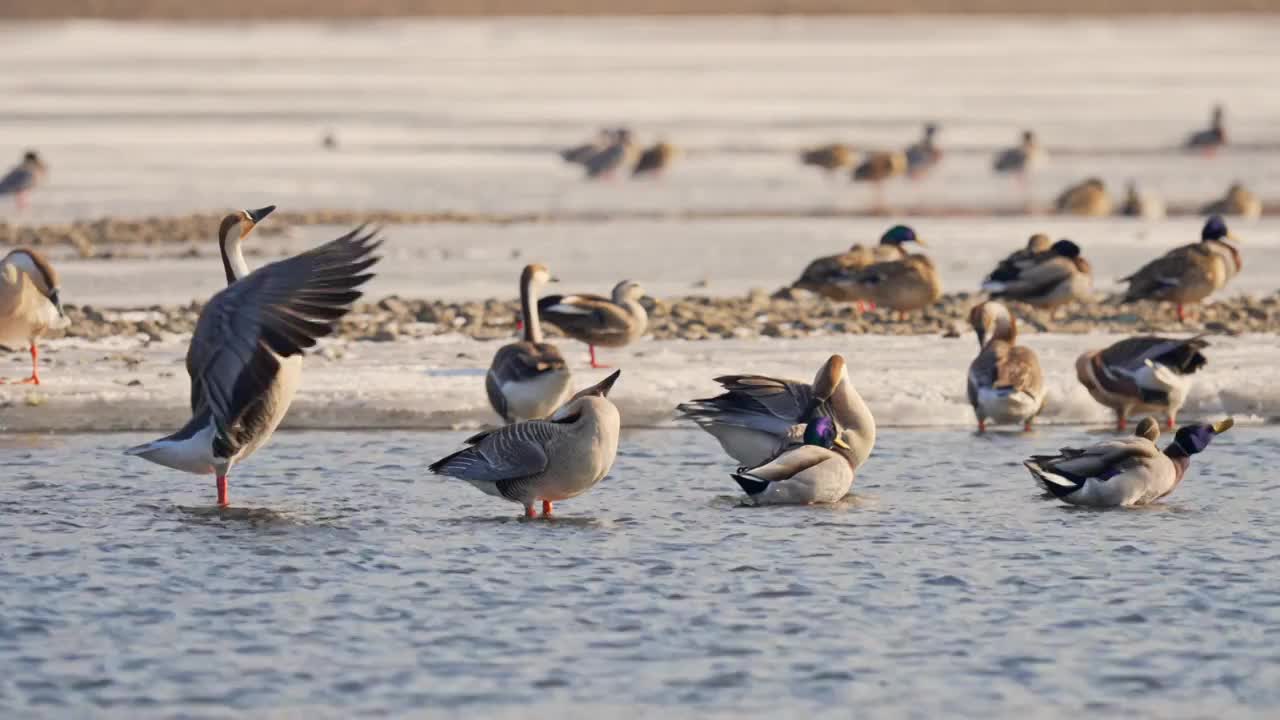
[{"x1": 186, "y1": 226, "x2": 382, "y2": 441}]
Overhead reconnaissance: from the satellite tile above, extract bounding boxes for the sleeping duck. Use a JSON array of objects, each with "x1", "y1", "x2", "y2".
[
  {"x1": 1055, "y1": 177, "x2": 1112, "y2": 216},
  {"x1": 982, "y1": 238, "x2": 1092, "y2": 311},
  {"x1": 1025, "y1": 418, "x2": 1232, "y2": 507},
  {"x1": 834, "y1": 253, "x2": 942, "y2": 318},
  {"x1": 966, "y1": 301, "x2": 1046, "y2": 433},
  {"x1": 731, "y1": 416, "x2": 857, "y2": 505},
  {"x1": 792, "y1": 224, "x2": 925, "y2": 302},
  {"x1": 1075, "y1": 335, "x2": 1209, "y2": 431}
]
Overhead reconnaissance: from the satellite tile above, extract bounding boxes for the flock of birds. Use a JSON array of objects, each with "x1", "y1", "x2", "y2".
[
  {"x1": 0, "y1": 104, "x2": 1251, "y2": 516},
  {"x1": 552, "y1": 107, "x2": 1261, "y2": 219},
  {"x1": 791, "y1": 214, "x2": 1244, "y2": 323},
  {"x1": 0, "y1": 204, "x2": 1238, "y2": 515}
]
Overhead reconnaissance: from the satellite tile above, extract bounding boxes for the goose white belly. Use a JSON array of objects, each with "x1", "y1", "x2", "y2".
[
  {"x1": 501, "y1": 370, "x2": 571, "y2": 421},
  {"x1": 976, "y1": 386, "x2": 1043, "y2": 424}
]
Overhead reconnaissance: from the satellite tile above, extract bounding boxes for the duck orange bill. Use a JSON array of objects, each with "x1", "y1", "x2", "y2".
[{"x1": 1211, "y1": 418, "x2": 1234, "y2": 434}]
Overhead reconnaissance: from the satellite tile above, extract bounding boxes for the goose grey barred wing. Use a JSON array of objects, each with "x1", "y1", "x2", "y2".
[
  {"x1": 428, "y1": 420, "x2": 559, "y2": 487},
  {"x1": 186, "y1": 226, "x2": 382, "y2": 441},
  {"x1": 676, "y1": 375, "x2": 817, "y2": 434}
]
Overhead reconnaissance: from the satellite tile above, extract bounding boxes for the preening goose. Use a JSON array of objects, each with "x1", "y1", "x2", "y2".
[
  {"x1": 125, "y1": 206, "x2": 382, "y2": 506},
  {"x1": 431, "y1": 370, "x2": 622, "y2": 518}
]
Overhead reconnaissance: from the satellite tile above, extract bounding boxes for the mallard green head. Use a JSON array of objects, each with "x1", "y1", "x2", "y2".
[
  {"x1": 1201, "y1": 215, "x2": 1235, "y2": 243},
  {"x1": 803, "y1": 416, "x2": 850, "y2": 450},
  {"x1": 1173, "y1": 417, "x2": 1233, "y2": 455},
  {"x1": 1051, "y1": 239, "x2": 1081, "y2": 258},
  {"x1": 880, "y1": 225, "x2": 925, "y2": 247}
]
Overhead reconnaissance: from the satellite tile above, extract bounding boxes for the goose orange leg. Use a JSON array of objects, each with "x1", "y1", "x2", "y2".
[
  {"x1": 524, "y1": 505, "x2": 537, "y2": 519},
  {"x1": 542, "y1": 500, "x2": 554, "y2": 517},
  {"x1": 216, "y1": 475, "x2": 229, "y2": 506},
  {"x1": 1, "y1": 344, "x2": 40, "y2": 385}
]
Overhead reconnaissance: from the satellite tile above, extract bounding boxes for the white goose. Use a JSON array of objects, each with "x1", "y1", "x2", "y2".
[
  {"x1": 731, "y1": 416, "x2": 857, "y2": 505},
  {"x1": 431, "y1": 370, "x2": 622, "y2": 518},
  {"x1": 1026, "y1": 418, "x2": 1232, "y2": 507},
  {"x1": 677, "y1": 354, "x2": 876, "y2": 471},
  {"x1": 126, "y1": 206, "x2": 382, "y2": 506},
  {"x1": 0, "y1": 248, "x2": 66, "y2": 384},
  {"x1": 487, "y1": 264, "x2": 572, "y2": 422}
]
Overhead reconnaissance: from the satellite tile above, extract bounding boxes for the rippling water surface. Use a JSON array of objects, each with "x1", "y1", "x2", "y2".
[{"x1": 3, "y1": 427, "x2": 1279, "y2": 718}]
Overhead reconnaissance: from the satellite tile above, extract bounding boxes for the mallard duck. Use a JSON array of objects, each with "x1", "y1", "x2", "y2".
[
  {"x1": 905, "y1": 123, "x2": 942, "y2": 179},
  {"x1": 633, "y1": 141, "x2": 677, "y2": 177},
  {"x1": 487, "y1": 264, "x2": 572, "y2": 422},
  {"x1": 125, "y1": 209, "x2": 382, "y2": 507},
  {"x1": 966, "y1": 301, "x2": 1046, "y2": 432},
  {"x1": 982, "y1": 238, "x2": 1092, "y2": 310},
  {"x1": 430, "y1": 371, "x2": 621, "y2": 518},
  {"x1": 1075, "y1": 335, "x2": 1209, "y2": 431},
  {"x1": 851, "y1": 150, "x2": 907, "y2": 211},
  {"x1": 537, "y1": 279, "x2": 648, "y2": 368},
  {"x1": 1185, "y1": 105, "x2": 1226, "y2": 155},
  {"x1": 0, "y1": 150, "x2": 46, "y2": 209},
  {"x1": 986, "y1": 234, "x2": 1052, "y2": 279},
  {"x1": 1120, "y1": 217, "x2": 1237, "y2": 321},
  {"x1": 801, "y1": 143, "x2": 855, "y2": 175},
  {"x1": 676, "y1": 354, "x2": 876, "y2": 470},
  {"x1": 730, "y1": 416, "x2": 856, "y2": 505},
  {"x1": 1119, "y1": 180, "x2": 1166, "y2": 219},
  {"x1": 1025, "y1": 418, "x2": 1232, "y2": 507},
  {"x1": 792, "y1": 224, "x2": 926, "y2": 302},
  {"x1": 1201, "y1": 182, "x2": 1261, "y2": 219},
  {"x1": 834, "y1": 253, "x2": 942, "y2": 317},
  {"x1": 0, "y1": 248, "x2": 66, "y2": 384},
  {"x1": 1055, "y1": 177, "x2": 1112, "y2": 216},
  {"x1": 993, "y1": 130, "x2": 1046, "y2": 178}
]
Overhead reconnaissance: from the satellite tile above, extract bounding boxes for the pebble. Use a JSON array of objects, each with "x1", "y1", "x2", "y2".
[{"x1": 40, "y1": 290, "x2": 1280, "y2": 346}]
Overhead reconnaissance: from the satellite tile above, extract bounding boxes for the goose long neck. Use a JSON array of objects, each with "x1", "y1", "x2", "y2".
[
  {"x1": 521, "y1": 275, "x2": 543, "y2": 343},
  {"x1": 220, "y1": 232, "x2": 250, "y2": 285},
  {"x1": 830, "y1": 381, "x2": 876, "y2": 470}
]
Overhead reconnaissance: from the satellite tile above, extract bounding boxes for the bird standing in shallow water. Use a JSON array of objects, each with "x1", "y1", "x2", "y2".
[
  {"x1": 905, "y1": 123, "x2": 942, "y2": 179},
  {"x1": 0, "y1": 150, "x2": 46, "y2": 210},
  {"x1": 125, "y1": 207, "x2": 382, "y2": 507},
  {"x1": 1026, "y1": 418, "x2": 1232, "y2": 507},
  {"x1": 966, "y1": 301, "x2": 1046, "y2": 433},
  {"x1": 430, "y1": 371, "x2": 622, "y2": 518},
  {"x1": 0, "y1": 248, "x2": 66, "y2": 384}
]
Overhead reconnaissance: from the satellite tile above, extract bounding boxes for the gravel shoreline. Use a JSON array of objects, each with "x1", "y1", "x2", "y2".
[
  {"x1": 45, "y1": 290, "x2": 1280, "y2": 346},
  {"x1": 6, "y1": 205, "x2": 1277, "y2": 257}
]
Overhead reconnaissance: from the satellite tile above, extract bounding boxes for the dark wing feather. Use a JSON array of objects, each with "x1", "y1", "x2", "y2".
[
  {"x1": 676, "y1": 374, "x2": 817, "y2": 436},
  {"x1": 187, "y1": 226, "x2": 382, "y2": 441},
  {"x1": 0, "y1": 166, "x2": 34, "y2": 194},
  {"x1": 428, "y1": 420, "x2": 557, "y2": 484}
]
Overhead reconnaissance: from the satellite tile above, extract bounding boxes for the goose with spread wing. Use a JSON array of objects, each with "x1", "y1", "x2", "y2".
[{"x1": 125, "y1": 206, "x2": 381, "y2": 506}]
